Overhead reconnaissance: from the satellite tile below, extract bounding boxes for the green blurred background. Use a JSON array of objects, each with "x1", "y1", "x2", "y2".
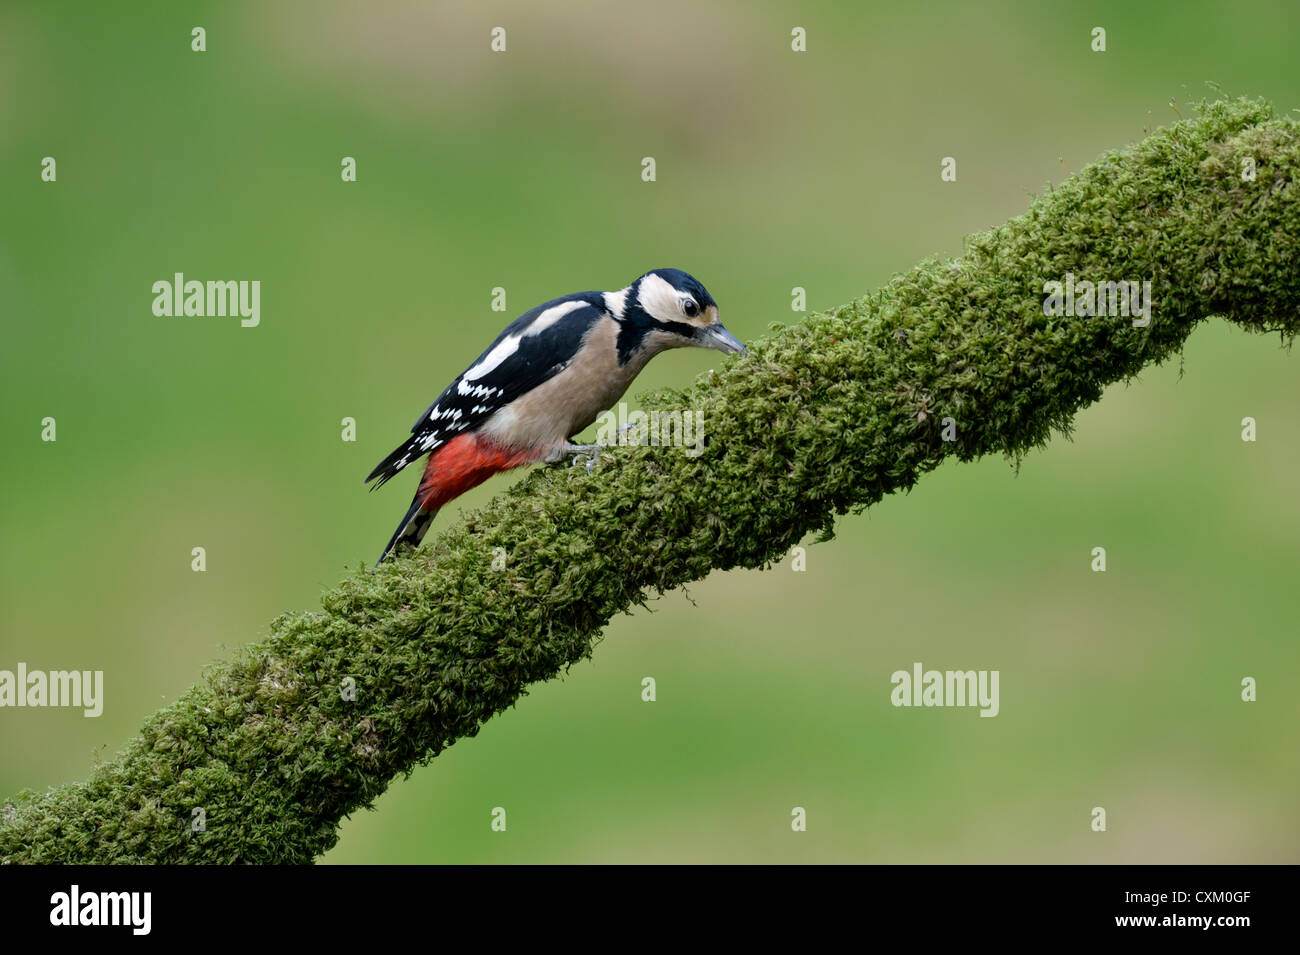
[{"x1": 2, "y1": 0, "x2": 1297, "y2": 863}]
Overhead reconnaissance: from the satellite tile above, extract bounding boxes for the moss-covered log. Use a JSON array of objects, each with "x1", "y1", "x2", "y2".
[{"x1": 3, "y1": 97, "x2": 1297, "y2": 863}]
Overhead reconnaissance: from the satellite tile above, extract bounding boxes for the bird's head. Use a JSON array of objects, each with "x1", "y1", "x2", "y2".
[{"x1": 625, "y1": 268, "x2": 747, "y2": 356}]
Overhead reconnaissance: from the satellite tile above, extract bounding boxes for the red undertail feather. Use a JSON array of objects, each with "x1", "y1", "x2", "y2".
[{"x1": 377, "y1": 433, "x2": 542, "y2": 563}]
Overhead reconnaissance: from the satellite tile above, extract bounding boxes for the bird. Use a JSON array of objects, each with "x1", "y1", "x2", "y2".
[{"x1": 366, "y1": 268, "x2": 746, "y2": 563}]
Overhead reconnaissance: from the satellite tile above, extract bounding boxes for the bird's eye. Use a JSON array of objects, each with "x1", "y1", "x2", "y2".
[{"x1": 683, "y1": 299, "x2": 699, "y2": 317}]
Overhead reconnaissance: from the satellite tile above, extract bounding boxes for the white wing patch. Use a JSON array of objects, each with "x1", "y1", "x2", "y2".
[
  {"x1": 525, "y1": 299, "x2": 586, "y2": 337},
  {"x1": 462, "y1": 300, "x2": 586, "y2": 383},
  {"x1": 463, "y1": 335, "x2": 521, "y2": 383}
]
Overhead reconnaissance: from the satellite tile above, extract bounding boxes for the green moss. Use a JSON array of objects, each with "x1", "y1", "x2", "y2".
[{"x1": 3, "y1": 97, "x2": 1297, "y2": 863}]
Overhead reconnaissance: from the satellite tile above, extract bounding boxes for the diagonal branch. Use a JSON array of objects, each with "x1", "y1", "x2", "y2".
[{"x1": 3, "y1": 97, "x2": 1296, "y2": 863}]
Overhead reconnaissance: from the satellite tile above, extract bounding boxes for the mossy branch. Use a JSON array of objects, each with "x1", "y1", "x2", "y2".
[{"x1": 4, "y1": 98, "x2": 1297, "y2": 863}]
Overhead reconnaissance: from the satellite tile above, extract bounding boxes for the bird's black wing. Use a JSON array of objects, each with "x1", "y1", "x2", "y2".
[{"x1": 365, "y1": 294, "x2": 604, "y2": 489}]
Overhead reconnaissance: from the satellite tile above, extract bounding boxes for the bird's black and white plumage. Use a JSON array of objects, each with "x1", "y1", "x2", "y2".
[{"x1": 366, "y1": 268, "x2": 746, "y2": 563}]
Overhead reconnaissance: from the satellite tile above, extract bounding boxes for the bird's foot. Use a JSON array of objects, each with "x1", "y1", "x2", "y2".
[{"x1": 566, "y1": 443, "x2": 603, "y2": 475}]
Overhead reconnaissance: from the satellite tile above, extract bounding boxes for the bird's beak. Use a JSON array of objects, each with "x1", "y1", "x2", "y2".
[{"x1": 697, "y1": 321, "x2": 748, "y2": 355}]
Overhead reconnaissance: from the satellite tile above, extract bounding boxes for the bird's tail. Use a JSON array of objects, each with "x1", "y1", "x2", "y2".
[
  {"x1": 376, "y1": 495, "x2": 440, "y2": 564},
  {"x1": 365, "y1": 433, "x2": 427, "y2": 492}
]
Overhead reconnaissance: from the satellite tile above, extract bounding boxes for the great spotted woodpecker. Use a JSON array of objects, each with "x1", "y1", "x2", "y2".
[{"x1": 367, "y1": 268, "x2": 746, "y2": 563}]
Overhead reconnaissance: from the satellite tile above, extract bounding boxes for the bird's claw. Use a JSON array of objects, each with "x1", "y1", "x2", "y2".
[
  {"x1": 568, "y1": 447, "x2": 602, "y2": 475},
  {"x1": 571, "y1": 452, "x2": 599, "y2": 475}
]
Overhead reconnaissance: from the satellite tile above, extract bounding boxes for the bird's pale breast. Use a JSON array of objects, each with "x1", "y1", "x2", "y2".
[{"x1": 480, "y1": 315, "x2": 653, "y2": 451}]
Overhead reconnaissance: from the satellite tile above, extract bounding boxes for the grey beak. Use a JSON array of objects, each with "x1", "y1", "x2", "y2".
[{"x1": 698, "y1": 322, "x2": 748, "y2": 356}]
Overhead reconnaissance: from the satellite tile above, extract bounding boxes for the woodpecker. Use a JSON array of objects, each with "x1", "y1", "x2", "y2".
[{"x1": 367, "y1": 268, "x2": 746, "y2": 563}]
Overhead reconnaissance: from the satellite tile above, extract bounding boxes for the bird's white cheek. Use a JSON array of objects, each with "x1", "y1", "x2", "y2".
[{"x1": 636, "y1": 273, "x2": 683, "y2": 323}]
